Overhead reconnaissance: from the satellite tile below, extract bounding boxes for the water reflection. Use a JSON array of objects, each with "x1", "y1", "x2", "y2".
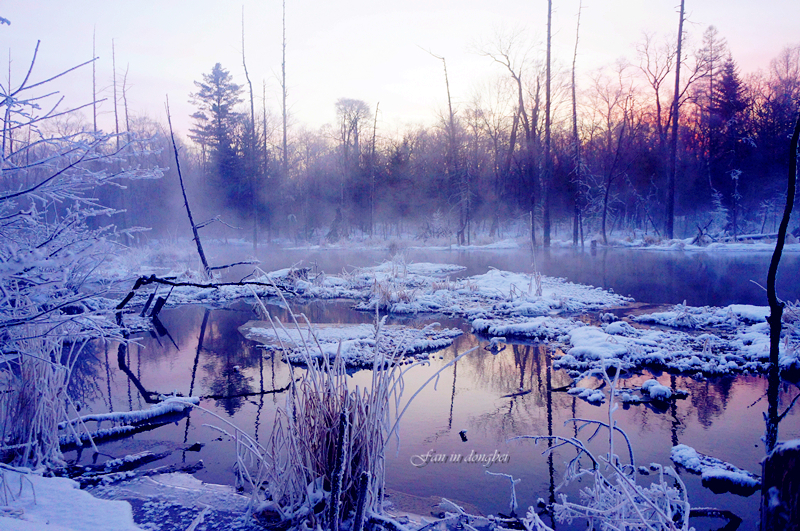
[
  {"x1": 67, "y1": 302, "x2": 800, "y2": 530},
  {"x1": 686, "y1": 376, "x2": 735, "y2": 428}
]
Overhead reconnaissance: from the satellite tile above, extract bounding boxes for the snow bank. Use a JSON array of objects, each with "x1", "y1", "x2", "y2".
[
  {"x1": 641, "y1": 379, "x2": 672, "y2": 400},
  {"x1": 472, "y1": 316, "x2": 581, "y2": 341},
  {"x1": 0, "y1": 468, "x2": 140, "y2": 530},
  {"x1": 552, "y1": 301, "x2": 797, "y2": 375},
  {"x1": 633, "y1": 303, "x2": 770, "y2": 329}
]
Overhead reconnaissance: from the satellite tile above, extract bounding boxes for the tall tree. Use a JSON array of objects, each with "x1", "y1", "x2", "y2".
[
  {"x1": 543, "y1": 0, "x2": 553, "y2": 247},
  {"x1": 242, "y1": 8, "x2": 259, "y2": 249},
  {"x1": 281, "y1": 0, "x2": 288, "y2": 176},
  {"x1": 335, "y1": 98, "x2": 370, "y2": 232},
  {"x1": 694, "y1": 26, "x2": 729, "y2": 193},
  {"x1": 666, "y1": 0, "x2": 685, "y2": 239},
  {"x1": 481, "y1": 32, "x2": 538, "y2": 244},
  {"x1": 571, "y1": 1, "x2": 583, "y2": 246},
  {"x1": 189, "y1": 63, "x2": 245, "y2": 209}
]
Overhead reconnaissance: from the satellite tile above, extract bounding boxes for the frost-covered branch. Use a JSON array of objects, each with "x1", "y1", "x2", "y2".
[{"x1": 1, "y1": 44, "x2": 161, "y2": 469}]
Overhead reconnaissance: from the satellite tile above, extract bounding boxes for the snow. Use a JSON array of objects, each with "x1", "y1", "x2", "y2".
[
  {"x1": 641, "y1": 379, "x2": 672, "y2": 400},
  {"x1": 552, "y1": 301, "x2": 800, "y2": 375},
  {"x1": 633, "y1": 302, "x2": 770, "y2": 329},
  {"x1": 472, "y1": 316, "x2": 581, "y2": 341},
  {"x1": 567, "y1": 327, "x2": 629, "y2": 361},
  {"x1": 766, "y1": 438, "x2": 800, "y2": 458},
  {"x1": 240, "y1": 321, "x2": 463, "y2": 366},
  {"x1": 88, "y1": 473, "x2": 263, "y2": 531},
  {"x1": 0, "y1": 467, "x2": 140, "y2": 531},
  {"x1": 670, "y1": 444, "x2": 761, "y2": 493}
]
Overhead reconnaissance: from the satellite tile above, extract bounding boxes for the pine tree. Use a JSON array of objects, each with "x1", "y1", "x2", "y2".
[{"x1": 189, "y1": 63, "x2": 247, "y2": 210}]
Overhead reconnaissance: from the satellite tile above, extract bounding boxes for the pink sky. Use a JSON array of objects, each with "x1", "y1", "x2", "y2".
[{"x1": 3, "y1": 1, "x2": 797, "y2": 138}]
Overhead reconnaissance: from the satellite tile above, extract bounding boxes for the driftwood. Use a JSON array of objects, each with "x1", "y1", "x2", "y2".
[
  {"x1": 73, "y1": 460, "x2": 204, "y2": 488},
  {"x1": 115, "y1": 273, "x2": 296, "y2": 315}
]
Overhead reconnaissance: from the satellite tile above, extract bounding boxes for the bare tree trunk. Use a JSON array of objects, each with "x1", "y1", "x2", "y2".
[
  {"x1": 242, "y1": 8, "x2": 258, "y2": 252},
  {"x1": 571, "y1": 1, "x2": 583, "y2": 246},
  {"x1": 112, "y1": 39, "x2": 119, "y2": 150},
  {"x1": 281, "y1": 0, "x2": 288, "y2": 176},
  {"x1": 262, "y1": 80, "x2": 271, "y2": 241},
  {"x1": 165, "y1": 97, "x2": 210, "y2": 277},
  {"x1": 370, "y1": 102, "x2": 379, "y2": 238},
  {"x1": 766, "y1": 112, "x2": 800, "y2": 371},
  {"x1": 92, "y1": 28, "x2": 97, "y2": 133},
  {"x1": 111, "y1": 40, "x2": 128, "y2": 231},
  {"x1": 666, "y1": 0, "x2": 685, "y2": 239},
  {"x1": 427, "y1": 50, "x2": 464, "y2": 245},
  {"x1": 122, "y1": 64, "x2": 130, "y2": 135},
  {"x1": 543, "y1": 0, "x2": 553, "y2": 247}
]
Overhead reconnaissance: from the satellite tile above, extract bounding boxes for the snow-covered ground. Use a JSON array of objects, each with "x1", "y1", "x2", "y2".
[
  {"x1": 0, "y1": 467, "x2": 141, "y2": 531},
  {"x1": 105, "y1": 251, "x2": 800, "y2": 375}
]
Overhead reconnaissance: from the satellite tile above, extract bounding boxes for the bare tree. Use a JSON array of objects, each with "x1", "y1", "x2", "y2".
[
  {"x1": 370, "y1": 102, "x2": 379, "y2": 237},
  {"x1": 543, "y1": 0, "x2": 553, "y2": 246},
  {"x1": 636, "y1": 33, "x2": 675, "y2": 150},
  {"x1": 1, "y1": 43, "x2": 160, "y2": 466},
  {"x1": 281, "y1": 0, "x2": 288, "y2": 175},
  {"x1": 571, "y1": 0, "x2": 584, "y2": 246},
  {"x1": 666, "y1": 0, "x2": 686, "y2": 239},
  {"x1": 242, "y1": 7, "x2": 258, "y2": 250},
  {"x1": 480, "y1": 31, "x2": 538, "y2": 244}
]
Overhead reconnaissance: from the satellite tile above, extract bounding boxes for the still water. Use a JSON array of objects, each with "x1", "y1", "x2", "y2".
[
  {"x1": 210, "y1": 244, "x2": 800, "y2": 307},
  {"x1": 72, "y1": 247, "x2": 800, "y2": 529}
]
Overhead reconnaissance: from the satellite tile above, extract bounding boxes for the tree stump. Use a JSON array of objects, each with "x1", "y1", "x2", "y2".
[{"x1": 761, "y1": 440, "x2": 800, "y2": 530}]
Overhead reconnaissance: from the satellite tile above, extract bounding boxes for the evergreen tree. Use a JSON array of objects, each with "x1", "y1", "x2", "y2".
[{"x1": 189, "y1": 64, "x2": 247, "y2": 210}]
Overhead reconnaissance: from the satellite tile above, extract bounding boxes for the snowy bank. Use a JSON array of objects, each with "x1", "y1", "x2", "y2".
[{"x1": 0, "y1": 467, "x2": 140, "y2": 531}]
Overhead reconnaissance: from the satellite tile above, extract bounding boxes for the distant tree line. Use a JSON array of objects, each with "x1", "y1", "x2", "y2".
[{"x1": 39, "y1": 27, "x2": 800, "y2": 247}]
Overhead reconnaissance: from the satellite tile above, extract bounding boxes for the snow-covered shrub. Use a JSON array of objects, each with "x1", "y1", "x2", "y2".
[
  {"x1": 518, "y1": 360, "x2": 692, "y2": 531},
  {"x1": 242, "y1": 293, "x2": 477, "y2": 529},
  {"x1": 1, "y1": 45, "x2": 160, "y2": 467}
]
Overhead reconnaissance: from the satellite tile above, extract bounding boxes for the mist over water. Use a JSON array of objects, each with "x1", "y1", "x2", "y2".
[{"x1": 208, "y1": 243, "x2": 800, "y2": 307}]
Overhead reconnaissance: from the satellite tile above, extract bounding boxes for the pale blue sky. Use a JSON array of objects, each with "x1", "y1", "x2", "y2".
[{"x1": 3, "y1": 1, "x2": 798, "y2": 138}]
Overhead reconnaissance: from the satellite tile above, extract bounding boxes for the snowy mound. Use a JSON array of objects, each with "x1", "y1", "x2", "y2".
[
  {"x1": 670, "y1": 444, "x2": 761, "y2": 496},
  {"x1": 633, "y1": 303, "x2": 770, "y2": 329},
  {"x1": 240, "y1": 321, "x2": 462, "y2": 366},
  {"x1": 553, "y1": 301, "x2": 800, "y2": 375}
]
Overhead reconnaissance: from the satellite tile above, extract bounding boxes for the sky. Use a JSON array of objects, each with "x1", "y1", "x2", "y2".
[{"x1": 3, "y1": 1, "x2": 799, "y2": 140}]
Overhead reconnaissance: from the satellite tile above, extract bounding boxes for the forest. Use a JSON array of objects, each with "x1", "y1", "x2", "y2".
[{"x1": 70, "y1": 27, "x2": 800, "y2": 250}]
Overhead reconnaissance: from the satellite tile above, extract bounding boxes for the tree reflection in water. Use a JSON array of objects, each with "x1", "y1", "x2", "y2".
[{"x1": 63, "y1": 302, "x2": 800, "y2": 529}]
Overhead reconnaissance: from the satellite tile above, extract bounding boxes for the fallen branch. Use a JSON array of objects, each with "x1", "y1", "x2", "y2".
[
  {"x1": 165, "y1": 96, "x2": 210, "y2": 277},
  {"x1": 73, "y1": 460, "x2": 204, "y2": 487},
  {"x1": 116, "y1": 274, "x2": 296, "y2": 313}
]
